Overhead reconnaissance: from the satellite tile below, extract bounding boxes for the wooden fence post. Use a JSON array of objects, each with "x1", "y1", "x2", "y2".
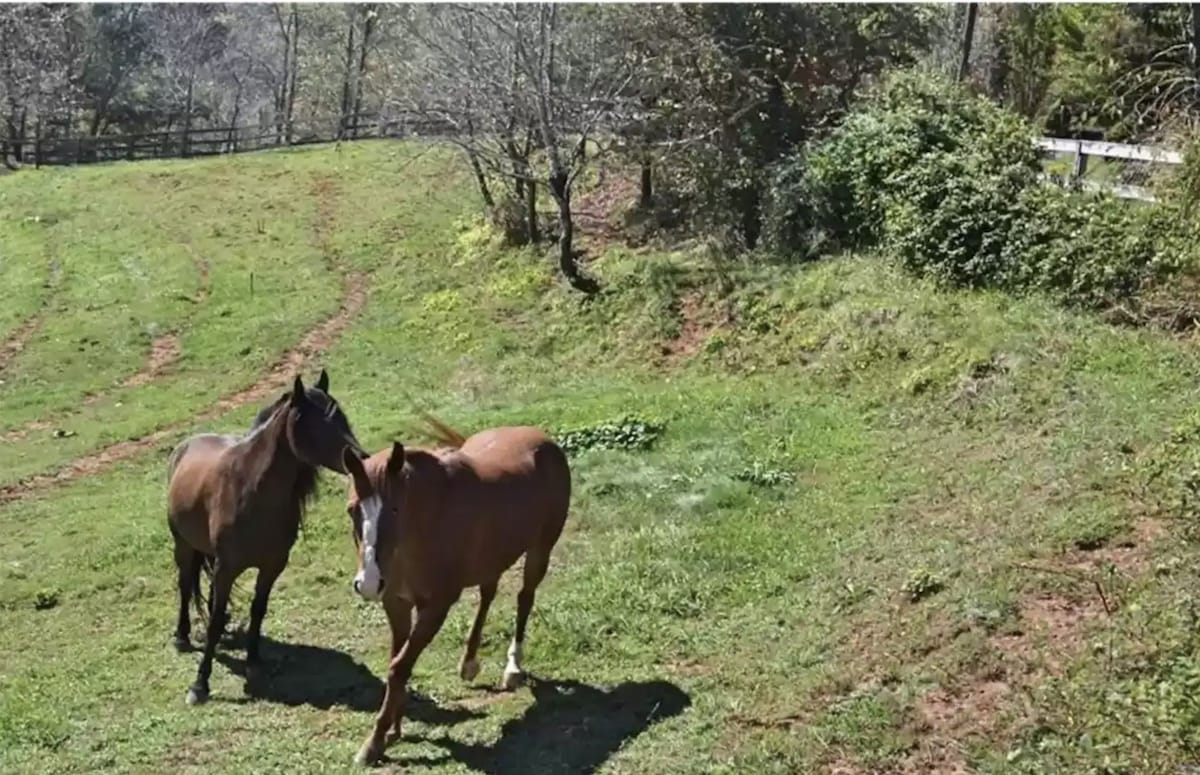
[{"x1": 1070, "y1": 139, "x2": 1088, "y2": 187}]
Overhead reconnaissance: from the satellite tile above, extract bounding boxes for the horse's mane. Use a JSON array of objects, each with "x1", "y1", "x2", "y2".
[
  {"x1": 246, "y1": 399, "x2": 321, "y2": 517},
  {"x1": 415, "y1": 412, "x2": 468, "y2": 449}
]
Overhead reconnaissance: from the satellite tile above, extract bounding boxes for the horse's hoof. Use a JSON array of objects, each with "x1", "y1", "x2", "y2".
[
  {"x1": 172, "y1": 636, "x2": 193, "y2": 653},
  {"x1": 502, "y1": 669, "x2": 525, "y2": 691},
  {"x1": 354, "y1": 744, "x2": 380, "y2": 767},
  {"x1": 459, "y1": 658, "x2": 480, "y2": 682},
  {"x1": 185, "y1": 686, "x2": 209, "y2": 706}
]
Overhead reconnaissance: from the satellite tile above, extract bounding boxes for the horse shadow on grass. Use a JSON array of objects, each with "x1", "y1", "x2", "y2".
[
  {"x1": 213, "y1": 635, "x2": 483, "y2": 726},
  {"x1": 399, "y1": 676, "x2": 691, "y2": 774}
]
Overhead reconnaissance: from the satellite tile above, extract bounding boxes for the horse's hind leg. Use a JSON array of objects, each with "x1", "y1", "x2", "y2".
[
  {"x1": 172, "y1": 535, "x2": 201, "y2": 653},
  {"x1": 503, "y1": 551, "x2": 551, "y2": 690},
  {"x1": 186, "y1": 560, "x2": 235, "y2": 706},
  {"x1": 459, "y1": 581, "x2": 497, "y2": 682},
  {"x1": 245, "y1": 561, "x2": 285, "y2": 680}
]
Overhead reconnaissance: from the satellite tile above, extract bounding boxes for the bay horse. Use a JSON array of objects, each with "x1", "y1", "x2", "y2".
[
  {"x1": 340, "y1": 418, "x2": 571, "y2": 766},
  {"x1": 167, "y1": 369, "x2": 365, "y2": 706}
]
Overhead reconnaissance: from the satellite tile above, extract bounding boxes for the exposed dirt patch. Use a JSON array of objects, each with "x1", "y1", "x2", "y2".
[
  {"x1": 0, "y1": 259, "x2": 62, "y2": 374},
  {"x1": 122, "y1": 333, "x2": 182, "y2": 388},
  {"x1": 664, "y1": 659, "x2": 711, "y2": 678},
  {"x1": 180, "y1": 242, "x2": 211, "y2": 303},
  {"x1": 0, "y1": 315, "x2": 45, "y2": 373},
  {"x1": 1, "y1": 334, "x2": 184, "y2": 444},
  {"x1": 661, "y1": 291, "x2": 732, "y2": 363},
  {"x1": 1062, "y1": 516, "x2": 1165, "y2": 578},
  {"x1": 574, "y1": 174, "x2": 636, "y2": 250},
  {"x1": 0, "y1": 178, "x2": 367, "y2": 505}
]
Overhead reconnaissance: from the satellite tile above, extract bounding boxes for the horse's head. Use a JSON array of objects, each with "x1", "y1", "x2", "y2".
[
  {"x1": 341, "y1": 442, "x2": 406, "y2": 601},
  {"x1": 281, "y1": 370, "x2": 365, "y2": 474}
]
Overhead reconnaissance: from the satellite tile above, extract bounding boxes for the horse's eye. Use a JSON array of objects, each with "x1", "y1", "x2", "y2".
[{"x1": 347, "y1": 505, "x2": 363, "y2": 540}]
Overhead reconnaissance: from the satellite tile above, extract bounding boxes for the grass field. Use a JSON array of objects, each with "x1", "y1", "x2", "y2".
[{"x1": 3, "y1": 140, "x2": 1200, "y2": 774}]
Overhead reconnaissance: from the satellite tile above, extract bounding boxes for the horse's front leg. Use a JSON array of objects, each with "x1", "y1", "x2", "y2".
[
  {"x1": 382, "y1": 595, "x2": 413, "y2": 735},
  {"x1": 244, "y1": 559, "x2": 286, "y2": 682},
  {"x1": 356, "y1": 597, "x2": 451, "y2": 767}
]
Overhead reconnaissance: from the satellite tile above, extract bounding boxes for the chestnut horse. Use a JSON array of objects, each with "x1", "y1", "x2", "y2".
[
  {"x1": 167, "y1": 370, "x2": 365, "y2": 705},
  {"x1": 341, "y1": 419, "x2": 571, "y2": 766}
]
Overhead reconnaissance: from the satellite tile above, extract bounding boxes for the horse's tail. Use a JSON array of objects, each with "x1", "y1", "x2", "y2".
[
  {"x1": 416, "y1": 412, "x2": 468, "y2": 449},
  {"x1": 192, "y1": 554, "x2": 214, "y2": 624},
  {"x1": 166, "y1": 438, "x2": 190, "y2": 483}
]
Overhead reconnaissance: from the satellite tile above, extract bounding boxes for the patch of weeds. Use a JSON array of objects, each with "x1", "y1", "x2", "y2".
[
  {"x1": 834, "y1": 580, "x2": 874, "y2": 613},
  {"x1": 1046, "y1": 506, "x2": 1126, "y2": 553},
  {"x1": 960, "y1": 592, "x2": 1019, "y2": 633},
  {"x1": 32, "y1": 589, "x2": 59, "y2": 611},
  {"x1": 733, "y1": 461, "x2": 796, "y2": 488},
  {"x1": 1141, "y1": 409, "x2": 1200, "y2": 529},
  {"x1": 902, "y1": 568, "x2": 945, "y2": 603},
  {"x1": 556, "y1": 417, "x2": 665, "y2": 456}
]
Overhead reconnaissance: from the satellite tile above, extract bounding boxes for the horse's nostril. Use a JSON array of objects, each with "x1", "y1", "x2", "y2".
[
  {"x1": 353, "y1": 579, "x2": 362, "y2": 594},
  {"x1": 378, "y1": 579, "x2": 386, "y2": 593}
]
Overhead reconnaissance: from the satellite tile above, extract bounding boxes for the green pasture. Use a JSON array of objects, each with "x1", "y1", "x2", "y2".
[{"x1": 2, "y1": 141, "x2": 1200, "y2": 773}]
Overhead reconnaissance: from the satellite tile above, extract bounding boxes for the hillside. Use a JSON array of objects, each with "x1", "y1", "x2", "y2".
[{"x1": 2, "y1": 141, "x2": 1200, "y2": 774}]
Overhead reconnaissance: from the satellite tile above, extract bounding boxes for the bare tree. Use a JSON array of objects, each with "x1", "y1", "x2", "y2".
[
  {"x1": 394, "y1": 4, "x2": 637, "y2": 293},
  {"x1": 149, "y1": 4, "x2": 228, "y2": 152},
  {"x1": 0, "y1": 4, "x2": 77, "y2": 163}
]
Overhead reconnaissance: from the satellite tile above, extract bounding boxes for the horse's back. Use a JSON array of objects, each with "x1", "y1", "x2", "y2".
[
  {"x1": 458, "y1": 426, "x2": 570, "y2": 504},
  {"x1": 438, "y1": 427, "x2": 569, "y2": 575},
  {"x1": 167, "y1": 433, "x2": 239, "y2": 550}
]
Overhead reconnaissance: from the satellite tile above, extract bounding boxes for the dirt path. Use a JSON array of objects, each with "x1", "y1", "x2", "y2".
[
  {"x1": 0, "y1": 259, "x2": 62, "y2": 374},
  {"x1": 1, "y1": 334, "x2": 183, "y2": 444},
  {"x1": 1, "y1": 215, "x2": 207, "y2": 443},
  {"x1": 0, "y1": 177, "x2": 368, "y2": 505}
]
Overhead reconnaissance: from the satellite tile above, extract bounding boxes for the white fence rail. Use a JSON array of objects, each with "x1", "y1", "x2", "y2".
[{"x1": 1035, "y1": 136, "x2": 1183, "y2": 203}]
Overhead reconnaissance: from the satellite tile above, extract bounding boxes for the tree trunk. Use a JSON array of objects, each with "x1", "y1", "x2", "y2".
[
  {"x1": 639, "y1": 153, "x2": 653, "y2": 208},
  {"x1": 549, "y1": 171, "x2": 596, "y2": 294},
  {"x1": 1191, "y1": 4, "x2": 1200, "y2": 84},
  {"x1": 958, "y1": 2, "x2": 978, "y2": 83},
  {"x1": 526, "y1": 179, "x2": 539, "y2": 244},
  {"x1": 735, "y1": 186, "x2": 762, "y2": 250},
  {"x1": 339, "y1": 10, "x2": 355, "y2": 139},
  {"x1": 285, "y1": 7, "x2": 300, "y2": 144},
  {"x1": 466, "y1": 149, "x2": 495, "y2": 210},
  {"x1": 182, "y1": 73, "x2": 195, "y2": 157},
  {"x1": 229, "y1": 79, "x2": 243, "y2": 152},
  {"x1": 352, "y1": 5, "x2": 376, "y2": 139}
]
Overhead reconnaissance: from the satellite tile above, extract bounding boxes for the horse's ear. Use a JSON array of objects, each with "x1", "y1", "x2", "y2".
[
  {"x1": 290, "y1": 376, "x2": 305, "y2": 406},
  {"x1": 342, "y1": 446, "x2": 371, "y2": 493},
  {"x1": 316, "y1": 369, "x2": 329, "y2": 393},
  {"x1": 387, "y1": 442, "x2": 405, "y2": 473}
]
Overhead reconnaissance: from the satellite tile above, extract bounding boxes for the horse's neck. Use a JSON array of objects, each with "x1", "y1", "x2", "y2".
[{"x1": 237, "y1": 408, "x2": 303, "y2": 498}]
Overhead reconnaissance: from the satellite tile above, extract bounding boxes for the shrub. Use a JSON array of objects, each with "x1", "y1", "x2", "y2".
[
  {"x1": 766, "y1": 67, "x2": 1191, "y2": 311},
  {"x1": 884, "y1": 151, "x2": 1033, "y2": 289},
  {"x1": 765, "y1": 68, "x2": 1039, "y2": 256}
]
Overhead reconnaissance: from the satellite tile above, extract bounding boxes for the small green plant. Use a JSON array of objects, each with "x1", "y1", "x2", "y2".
[
  {"x1": 33, "y1": 589, "x2": 59, "y2": 611},
  {"x1": 901, "y1": 568, "x2": 945, "y2": 603},
  {"x1": 556, "y1": 417, "x2": 665, "y2": 455},
  {"x1": 733, "y1": 462, "x2": 796, "y2": 488}
]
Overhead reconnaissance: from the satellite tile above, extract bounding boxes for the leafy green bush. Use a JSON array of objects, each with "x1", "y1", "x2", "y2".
[
  {"x1": 556, "y1": 417, "x2": 665, "y2": 456},
  {"x1": 766, "y1": 67, "x2": 1190, "y2": 310},
  {"x1": 765, "y1": 68, "x2": 1039, "y2": 256},
  {"x1": 884, "y1": 151, "x2": 1033, "y2": 289}
]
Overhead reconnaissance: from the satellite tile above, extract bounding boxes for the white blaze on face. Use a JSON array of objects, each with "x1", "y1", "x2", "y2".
[{"x1": 353, "y1": 494, "x2": 384, "y2": 601}]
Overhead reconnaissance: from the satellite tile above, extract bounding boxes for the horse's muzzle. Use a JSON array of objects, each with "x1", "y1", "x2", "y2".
[{"x1": 353, "y1": 575, "x2": 384, "y2": 600}]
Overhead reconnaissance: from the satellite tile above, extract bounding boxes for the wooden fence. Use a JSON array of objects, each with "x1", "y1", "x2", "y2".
[
  {"x1": 1, "y1": 113, "x2": 456, "y2": 168},
  {"x1": 1035, "y1": 136, "x2": 1183, "y2": 203},
  {"x1": 1, "y1": 121, "x2": 1186, "y2": 202}
]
